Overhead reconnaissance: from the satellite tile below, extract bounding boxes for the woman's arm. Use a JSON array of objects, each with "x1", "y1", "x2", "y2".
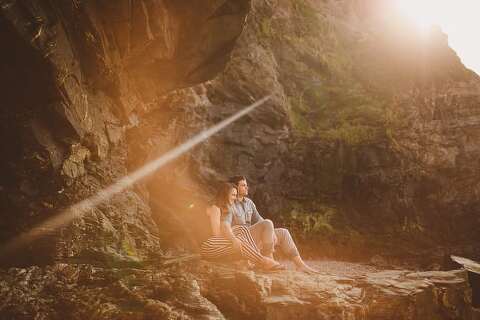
[
  {"x1": 221, "y1": 221, "x2": 242, "y2": 253},
  {"x1": 206, "y1": 205, "x2": 221, "y2": 236},
  {"x1": 219, "y1": 207, "x2": 242, "y2": 253}
]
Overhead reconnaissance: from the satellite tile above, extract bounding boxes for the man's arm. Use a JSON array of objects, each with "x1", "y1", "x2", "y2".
[{"x1": 250, "y1": 200, "x2": 264, "y2": 225}]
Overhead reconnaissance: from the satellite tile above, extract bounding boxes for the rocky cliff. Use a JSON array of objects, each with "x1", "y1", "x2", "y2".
[
  {"x1": 1, "y1": 0, "x2": 479, "y2": 319},
  {"x1": 137, "y1": 0, "x2": 480, "y2": 264},
  {"x1": 0, "y1": 0, "x2": 250, "y2": 266}
]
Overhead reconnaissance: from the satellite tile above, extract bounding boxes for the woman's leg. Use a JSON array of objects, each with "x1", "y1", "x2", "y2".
[
  {"x1": 232, "y1": 225, "x2": 270, "y2": 265},
  {"x1": 232, "y1": 226, "x2": 261, "y2": 251},
  {"x1": 200, "y1": 236, "x2": 235, "y2": 260},
  {"x1": 201, "y1": 234, "x2": 267, "y2": 266},
  {"x1": 201, "y1": 227, "x2": 278, "y2": 268}
]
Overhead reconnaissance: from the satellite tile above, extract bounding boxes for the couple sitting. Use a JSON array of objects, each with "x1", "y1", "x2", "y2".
[{"x1": 201, "y1": 175, "x2": 318, "y2": 273}]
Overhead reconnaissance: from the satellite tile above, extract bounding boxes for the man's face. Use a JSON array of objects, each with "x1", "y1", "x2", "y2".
[{"x1": 237, "y1": 179, "x2": 248, "y2": 198}]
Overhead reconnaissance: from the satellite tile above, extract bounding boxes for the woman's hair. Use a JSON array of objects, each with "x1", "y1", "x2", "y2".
[{"x1": 214, "y1": 182, "x2": 237, "y2": 215}]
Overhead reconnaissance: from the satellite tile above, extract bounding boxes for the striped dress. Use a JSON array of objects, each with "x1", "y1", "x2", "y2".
[{"x1": 200, "y1": 220, "x2": 265, "y2": 265}]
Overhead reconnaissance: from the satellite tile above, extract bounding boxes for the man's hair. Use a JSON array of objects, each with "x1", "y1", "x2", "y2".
[{"x1": 229, "y1": 175, "x2": 246, "y2": 186}]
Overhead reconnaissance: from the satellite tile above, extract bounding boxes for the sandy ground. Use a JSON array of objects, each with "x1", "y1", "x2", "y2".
[{"x1": 281, "y1": 259, "x2": 381, "y2": 276}]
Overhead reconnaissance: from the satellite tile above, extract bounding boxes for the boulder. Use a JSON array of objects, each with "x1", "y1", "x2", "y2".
[{"x1": 197, "y1": 261, "x2": 473, "y2": 320}]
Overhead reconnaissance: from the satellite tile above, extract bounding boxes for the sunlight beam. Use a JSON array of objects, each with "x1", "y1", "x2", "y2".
[{"x1": 0, "y1": 95, "x2": 271, "y2": 256}]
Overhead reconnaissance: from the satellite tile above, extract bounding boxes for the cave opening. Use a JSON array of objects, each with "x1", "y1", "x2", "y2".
[
  {"x1": 470, "y1": 272, "x2": 480, "y2": 308},
  {"x1": 0, "y1": 14, "x2": 65, "y2": 267}
]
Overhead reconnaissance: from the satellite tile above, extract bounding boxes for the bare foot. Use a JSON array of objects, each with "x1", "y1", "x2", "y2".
[
  {"x1": 291, "y1": 256, "x2": 320, "y2": 274},
  {"x1": 297, "y1": 264, "x2": 320, "y2": 274}
]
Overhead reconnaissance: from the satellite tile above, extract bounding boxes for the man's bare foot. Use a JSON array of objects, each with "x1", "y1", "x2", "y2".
[
  {"x1": 297, "y1": 264, "x2": 320, "y2": 274},
  {"x1": 292, "y1": 256, "x2": 320, "y2": 274}
]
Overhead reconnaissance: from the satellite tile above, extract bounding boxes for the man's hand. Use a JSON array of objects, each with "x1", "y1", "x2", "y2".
[{"x1": 232, "y1": 238, "x2": 242, "y2": 254}]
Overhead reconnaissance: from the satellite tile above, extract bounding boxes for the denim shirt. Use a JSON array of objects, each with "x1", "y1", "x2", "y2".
[{"x1": 222, "y1": 197, "x2": 263, "y2": 227}]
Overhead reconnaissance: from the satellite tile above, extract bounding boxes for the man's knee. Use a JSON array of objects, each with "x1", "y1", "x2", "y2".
[
  {"x1": 275, "y1": 228, "x2": 295, "y2": 245},
  {"x1": 275, "y1": 228, "x2": 291, "y2": 238},
  {"x1": 261, "y1": 219, "x2": 274, "y2": 230}
]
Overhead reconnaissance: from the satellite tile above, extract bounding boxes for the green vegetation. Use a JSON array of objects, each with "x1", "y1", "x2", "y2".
[
  {"x1": 287, "y1": 81, "x2": 389, "y2": 145},
  {"x1": 277, "y1": 201, "x2": 374, "y2": 253},
  {"x1": 250, "y1": 0, "x2": 466, "y2": 252},
  {"x1": 289, "y1": 0, "x2": 353, "y2": 77},
  {"x1": 279, "y1": 202, "x2": 339, "y2": 241},
  {"x1": 259, "y1": 18, "x2": 275, "y2": 39},
  {"x1": 256, "y1": 0, "x2": 422, "y2": 147},
  {"x1": 255, "y1": 0, "x2": 398, "y2": 146},
  {"x1": 291, "y1": 0, "x2": 321, "y2": 37}
]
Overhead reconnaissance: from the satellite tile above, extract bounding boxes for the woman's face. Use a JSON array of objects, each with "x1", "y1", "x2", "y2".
[{"x1": 228, "y1": 187, "x2": 238, "y2": 205}]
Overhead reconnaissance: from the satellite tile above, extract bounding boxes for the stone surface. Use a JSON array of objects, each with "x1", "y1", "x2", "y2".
[
  {"x1": 196, "y1": 261, "x2": 473, "y2": 320},
  {"x1": 0, "y1": 261, "x2": 474, "y2": 320},
  {"x1": 0, "y1": 263, "x2": 224, "y2": 320}
]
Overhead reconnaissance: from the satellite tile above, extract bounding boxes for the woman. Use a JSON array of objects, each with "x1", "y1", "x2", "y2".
[{"x1": 200, "y1": 183, "x2": 283, "y2": 270}]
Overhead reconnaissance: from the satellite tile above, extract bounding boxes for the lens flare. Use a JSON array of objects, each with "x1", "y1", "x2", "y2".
[{"x1": 0, "y1": 96, "x2": 271, "y2": 256}]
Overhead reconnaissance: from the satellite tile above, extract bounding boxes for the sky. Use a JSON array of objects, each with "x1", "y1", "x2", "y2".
[{"x1": 393, "y1": 0, "x2": 480, "y2": 75}]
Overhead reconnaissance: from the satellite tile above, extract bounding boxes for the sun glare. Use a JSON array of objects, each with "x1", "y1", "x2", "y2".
[
  {"x1": 393, "y1": 0, "x2": 441, "y2": 32},
  {"x1": 392, "y1": 0, "x2": 480, "y2": 75}
]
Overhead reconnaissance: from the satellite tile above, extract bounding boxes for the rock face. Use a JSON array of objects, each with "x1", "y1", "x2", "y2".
[
  {"x1": 198, "y1": 262, "x2": 474, "y2": 320},
  {"x1": 0, "y1": 0, "x2": 250, "y2": 266},
  {"x1": 138, "y1": 0, "x2": 480, "y2": 262},
  {"x1": 0, "y1": 261, "x2": 475, "y2": 320},
  {"x1": 0, "y1": 263, "x2": 224, "y2": 320},
  {"x1": 1, "y1": 0, "x2": 478, "y2": 266}
]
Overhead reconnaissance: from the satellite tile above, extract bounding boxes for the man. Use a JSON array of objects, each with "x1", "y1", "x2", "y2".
[{"x1": 221, "y1": 175, "x2": 318, "y2": 273}]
